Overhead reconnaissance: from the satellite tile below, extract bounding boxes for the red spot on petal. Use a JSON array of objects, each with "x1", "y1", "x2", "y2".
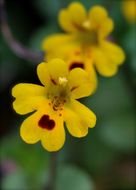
[
  {"x1": 38, "y1": 115, "x2": 55, "y2": 130},
  {"x1": 69, "y1": 62, "x2": 84, "y2": 70},
  {"x1": 71, "y1": 86, "x2": 78, "y2": 91},
  {"x1": 51, "y1": 78, "x2": 57, "y2": 85}
]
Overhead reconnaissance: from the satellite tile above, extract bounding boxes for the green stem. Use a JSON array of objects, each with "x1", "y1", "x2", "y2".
[{"x1": 44, "y1": 152, "x2": 58, "y2": 190}]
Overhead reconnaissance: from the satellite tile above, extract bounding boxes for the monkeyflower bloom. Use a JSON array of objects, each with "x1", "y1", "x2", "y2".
[
  {"x1": 12, "y1": 59, "x2": 96, "y2": 152},
  {"x1": 42, "y1": 2, "x2": 125, "y2": 85},
  {"x1": 122, "y1": 0, "x2": 136, "y2": 23}
]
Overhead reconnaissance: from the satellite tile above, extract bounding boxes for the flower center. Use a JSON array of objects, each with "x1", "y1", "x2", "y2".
[
  {"x1": 51, "y1": 95, "x2": 66, "y2": 112},
  {"x1": 47, "y1": 77, "x2": 69, "y2": 113},
  {"x1": 78, "y1": 30, "x2": 98, "y2": 45},
  {"x1": 74, "y1": 19, "x2": 98, "y2": 45}
]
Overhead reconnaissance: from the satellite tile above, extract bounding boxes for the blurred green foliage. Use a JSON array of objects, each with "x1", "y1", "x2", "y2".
[
  {"x1": 0, "y1": 0, "x2": 136, "y2": 189},
  {"x1": 56, "y1": 165, "x2": 94, "y2": 190}
]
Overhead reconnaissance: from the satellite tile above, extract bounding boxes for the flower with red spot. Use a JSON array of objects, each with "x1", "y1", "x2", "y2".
[
  {"x1": 42, "y1": 2, "x2": 125, "y2": 90},
  {"x1": 12, "y1": 59, "x2": 96, "y2": 152}
]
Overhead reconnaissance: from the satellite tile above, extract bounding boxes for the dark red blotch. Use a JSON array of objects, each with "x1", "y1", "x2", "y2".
[
  {"x1": 69, "y1": 62, "x2": 84, "y2": 70},
  {"x1": 38, "y1": 115, "x2": 55, "y2": 130}
]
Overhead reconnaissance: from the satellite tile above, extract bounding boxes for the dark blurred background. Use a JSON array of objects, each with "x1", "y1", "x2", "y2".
[{"x1": 0, "y1": 0, "x2": 136, "y2": 189}]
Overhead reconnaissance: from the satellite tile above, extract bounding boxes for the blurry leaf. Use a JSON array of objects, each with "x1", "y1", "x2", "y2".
[
  {"x1": 84, "y1": 136, "x2": 117, "y2": 174},
  {"x1": 131, "y1": 54, "x2": 136, "y2": 73},
  {"x1": 2, "y1": 169, "x2": 27, "y2": 190},
  {"x1": 0, "y1": 132, "x2": 51, "y2": 190},
  {"x1": 109, "y1": 1, "x2": 128, "y2": 39},
  {"x1": 131, "y1": 55, "x2": 136, "y2": 85},
  {"x1": 98, "y1": 110, "x2": 136, "y2": 152},
  {"x1": 69, "y1": 73, "x2": 135, "y2": 174},
  {"x1": 0, "y1": 132, "x2": 49, "y2": 176},
  {"x1": 29, "y1": 24, "x2": 60, "y2": 51},
  {"x1": 81, "y1": 73, "x2": 135, "y2": 118},
  {"x1": 56, "y1": 165, "x2": 95, "y2": 190},
  {"x1": 33, "y1": 0, "x2": 63, "y2": 20},
  {"x1": 123, "y1": 25, "x2": 136, "y2": 55},
  {"x1": 66, "y1": 130, "x2": 119, "y2": 175}
]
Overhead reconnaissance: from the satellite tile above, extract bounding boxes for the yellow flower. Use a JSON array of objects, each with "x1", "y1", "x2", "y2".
[
  {"x1": 42, "y1": 2, "x2": 125, "y2": 83},
  {"x1": 12, "y1": 59, "x2": 96, "y2": 152},
  {"x1": 122, "y1": 0, "x2": 136, "y2": 23}
]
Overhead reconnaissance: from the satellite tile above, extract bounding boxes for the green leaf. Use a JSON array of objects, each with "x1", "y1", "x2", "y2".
[
  {"x1": 65, "y1": 130, "x2": 118, "y2": 175},
  {"x1": 33, "y1": 0, "x2": 63, "y2": 20},
  {"x1": 56, "y1": 165, "x2": 95, "y2": 190},
  {"x1": 131, "y1": 54, "x2": 136, "y2": 72},
  {"x1": 98, "y1": 110, "x2": 136, "y2": 152},
  {"x1": 123, "y1": 25, "x2": 136, "y2": 55},
  {"x1": 81, "y1": 73, "x2": 135, "y2": 118},
  {"x1": 130, "y1": 56, "x2": 136, "y2": 85},
  {"x1": 0, "y1": 132, "x2": 49, "y2": 176},
  {"x1": 2, "y1": 169, "x2": 27, "y2": 190},
  {"x1": 74, "y1": 73, "x2": 136, "y2": 173}
]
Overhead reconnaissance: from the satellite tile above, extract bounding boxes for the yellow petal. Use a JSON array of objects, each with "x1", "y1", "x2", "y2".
[
  {"x1": 93, "y1": 47, "x2": 118, "y2": 77},
  {"x1": 59, "y1": 2, "x2": 86, "y2": 32},
  {"x1": 37, "y1": 59, "x2": 69, "y2": 87},
  {"x1": 20, "y1": 112, "x2": 42, "y2": 144},
  {"x1": 42, "y1": 34, "x2": 73, "y2": 52},
  {"x1": 99, "y1": 18, "x2": 114, "y2": 38},
  {"x1": 12, "y1": 83, "x2": 45, "y2": 98},
  {"x1": 42, "y1": 34, "x2": 77, "y2": 61},
  {"x1": 21, "y1": 107, "x2": 65, "y2": 152},
  {"x1": 85, "y1": 61, "x2": 98, "y2": 93},
  {"x1": 71, "y1": 99, "x2": 96, "y2": 128},
  {"x1": 68, "y1": 68, "x2": 93, "y2": 99},
  {"x1": 89, "y1": 6, "x2": 108, "y2": 24},
  {"x1": 37, "y1": 62, "x2": 50, "y2": 86},
  {"x1": 68, "y1": 2, "x2": 87, "y2": 26},
  {"x1": 89, "y1": 6, "x2": 113, "y2": 37},
  {"x1": 64, "y1": 99, "x2": 96, "y2": 137},
  {"x1": 102, "y1": 41, "x2": 125, "y2": 65},
  {"x1": 41, "y1": 115, "x2": 65, "y2": 152},
  {"x1": 12, "y1": 83, "x2": 46, "y2": 115},
  {"x1": 41, "y1": 108, "x2": 65, "y2": 152},
  {"x1": 64, "y1": 105, "x2": 88, "y2": 137},
  {"x1": 59, "y1": 10, "x2": 76, "y2": 32}
]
